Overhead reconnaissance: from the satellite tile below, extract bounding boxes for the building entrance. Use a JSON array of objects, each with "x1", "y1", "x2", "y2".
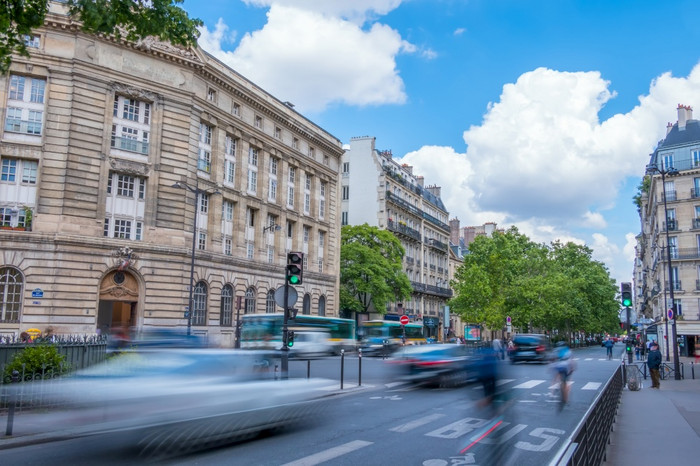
[{"x1": 97, "y1": 270, "x2": 139, "y2": 335}]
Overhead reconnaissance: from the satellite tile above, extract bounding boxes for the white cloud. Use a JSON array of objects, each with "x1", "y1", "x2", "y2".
[
  {"x1": 242, "y1": 0, "x2": 403, "y2": 24},
  {"x1": 198, "y1": 4, "x2": 413, "y2": 112},
  {"x1": 582, "y1": 211, "x2": 607, "y2": 229},
  {"x1": 454, "y1": 27, "x2": 466, "y2": 36}
]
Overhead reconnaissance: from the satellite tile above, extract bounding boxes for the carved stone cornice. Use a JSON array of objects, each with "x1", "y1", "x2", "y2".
[
  {"x1": 109, "y1": 157, "x2": 151, "y2": 176},
  {"x1": 111, "y1": 82, "x2": 161, "y2": 104}
]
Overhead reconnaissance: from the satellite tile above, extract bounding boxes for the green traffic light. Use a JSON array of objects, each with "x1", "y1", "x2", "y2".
[
  {"x1": 289, "y1": 276, "x2": 300, "y2": 284},
  {"x1": 622, "y1": 298, "x2": 632, "y2": 307}
]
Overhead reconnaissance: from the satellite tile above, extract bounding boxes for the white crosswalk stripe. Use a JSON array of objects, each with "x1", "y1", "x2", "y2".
[
  {"x1": 548, "y1": 381, "x2": 573, "y2": 390},
  {"x1": 581, "y1": 382, "x2": 602, "y2": 390},
  {"x1": 513, "y1": 379, "x2": 546, "y2": 389},
  {"x1": 390, "y1": 413, "x2": 446, "y2": 432},
  {"x1": 472, "y1": 378, "x2": 515, "y2": 389}
]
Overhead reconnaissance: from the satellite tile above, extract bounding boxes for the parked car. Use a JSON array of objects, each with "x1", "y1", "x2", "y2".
[
  {"x1": 387, "y1": 344, "x2": 477, "y2": 387},
  {"x1": 509, "y1": 334, "x2": 554, "y2": 363},
  {"x1": 9, "y1": 349, "x2": 333, "y2": 458}
]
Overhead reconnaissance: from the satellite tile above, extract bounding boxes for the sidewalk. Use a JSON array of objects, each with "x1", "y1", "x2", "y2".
[{"x1": 605, "y1": 357, "x2": 700, "y2": 464}]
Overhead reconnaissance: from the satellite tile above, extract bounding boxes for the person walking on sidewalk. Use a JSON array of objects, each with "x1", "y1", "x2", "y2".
[
  {"x1": 604, "y1": 338, "x2": 614, "y2": 360},
  {"x1": 647, "y1": 341, "x2": 662, "y2": 389}
]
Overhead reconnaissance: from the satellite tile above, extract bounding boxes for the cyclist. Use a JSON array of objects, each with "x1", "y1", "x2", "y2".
[
  {"x1": 604, "y1": 337, "x2": 614, "y2": 360},
  {"x1": 551, "y1": 342, "x2": 576, "y2": 409}
]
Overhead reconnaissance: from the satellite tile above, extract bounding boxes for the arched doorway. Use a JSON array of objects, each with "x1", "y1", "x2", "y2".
[{"x1": 97, "y1": 270, "x2": 139, "y2": 335}]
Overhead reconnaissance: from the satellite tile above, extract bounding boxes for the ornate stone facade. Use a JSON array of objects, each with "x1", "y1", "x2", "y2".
[{"x1": 0, "y1": 3, "x2": 343, "y2": 346}]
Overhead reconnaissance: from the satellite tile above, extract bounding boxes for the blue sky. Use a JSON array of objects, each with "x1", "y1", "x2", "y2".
[{"x1": 182, "y1": 0, "x2": 700, "y2": 286}]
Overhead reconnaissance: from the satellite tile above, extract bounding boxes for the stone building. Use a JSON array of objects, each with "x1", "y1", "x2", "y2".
[
  {"x1": 0, "y1": 2, "x2": 343, "y2": 345},
  {"x1": 637, "y1": 104, "x2": 700, "y2": 358},
  {"x1": 341, "y1": 136, "x2": 452, "y2": 340}
]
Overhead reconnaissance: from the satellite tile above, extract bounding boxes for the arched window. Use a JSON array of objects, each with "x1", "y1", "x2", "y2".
[
  {"x1": 318, "y1": 295, "x2": 326, "y2": 316},
  {"x1": 245, "y1": 287, "x2": 256, "y2": 314},
  {"x1": 220, "y1": 284, "x2": 233, "y2": 327},
  {"x1": 192, "y1": 281, "x2": 208, "y2": 326},
  {"x1": 302, "y1": 293, "x2": 311, "y2": 315},
  {"x1": 266, "y1": 289, "x2": 276, "y2": 314},
  {"x1": 0, "y1": 267, "x2": 23, "y2": 323}
]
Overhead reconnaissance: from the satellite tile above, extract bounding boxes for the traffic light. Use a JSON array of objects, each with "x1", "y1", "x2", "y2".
[
  {"x1": 287, "y1": 330, "x2": 295, "y2": 347},
  {"x1": 620, "y1": 282, "x2": 632, "y2": 307},
  {"x1": 626, "y1": 340, "x2": 633, "y2": 352},
  {"x1": 286, "y1": 252, "x2": 303, "y2": 285}
]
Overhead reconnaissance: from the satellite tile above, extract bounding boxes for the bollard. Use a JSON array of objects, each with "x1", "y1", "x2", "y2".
[
  {"x1": 340, "y1": 349, "x2": 345, "y2": 390},
  {"x1": 274, "y1": 363, "x2": 279, "y2": 380},
  {"x1": 358, "y1": 348, "x2": 362, "y2": 386},
  {"x1": 307, "y1": 359, "x2": 311, "y2": 379},
  {"x1": 692, "y1": 362, "x2": 695, "y2": 380},
  {"x1": 5, "y1": 370, "x2": 20, "y2": 436}
]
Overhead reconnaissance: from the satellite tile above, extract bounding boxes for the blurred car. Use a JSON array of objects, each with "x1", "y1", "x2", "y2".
[
  {"x1": 289, "y1": 331, "x2": 333, "y2": 358},
  {"x1": 11, "y1": 349, "x2": 333, "y2": 457},
  {"x1": 387, "y1": 344, "x2": 477, "y2": 387},
  {"x1": 509, "y1": 334, "x2": 554, "y2": 363}
]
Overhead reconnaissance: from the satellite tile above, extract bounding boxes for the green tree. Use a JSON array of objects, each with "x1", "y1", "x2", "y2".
[
  {"x1": 340, "y1": 224, "x2": 412, "y2": 315},
  {"x1": 1, "y1": 0, "x2": 202, "y2": 74},
  {"x1": 449, "y1": 227, "x2": 619, "y2": 335}
]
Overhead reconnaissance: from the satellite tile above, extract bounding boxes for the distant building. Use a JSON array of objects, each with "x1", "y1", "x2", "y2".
[
  {"x1": 341, "y1": 137, "x2": 452, "y2": 340},
  {"x1": 0, "y1": 1, "x2": 343, "y2": 344},
  {"x1": 637, "y1": 104, "x2": 700, "y2": 358}
]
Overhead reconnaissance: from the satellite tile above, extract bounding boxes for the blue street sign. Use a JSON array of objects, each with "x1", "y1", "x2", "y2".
[{"x1": 31, "y1": 288, "x2": 43, "y2": 298}]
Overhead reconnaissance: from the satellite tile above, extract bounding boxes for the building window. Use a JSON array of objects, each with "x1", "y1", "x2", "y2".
[
  {"x1": 0, "y1": 267, "x2": 23, "y2": 323},
  {"x1": 23, "y1": 35, "x2": 40, "y2": 48},
  {"x1": 341, "y1": 211, "x2": 348, "y2": 225},
  {"x1": 318, "y1": 295, "x2": 326, "y2": 317},
  {"x1": 319, "y1": 182, "x2": 326, "y2": 219},
  {"x1": 224, "y1": 237, "x2": 232, "y2": 255},
  {"x1": 5, "y1": 75, "x2": 45, "y2": 136},
  {"x1": 342, "y1": 186, "x2": 349, "y2": 200},
  {"x1": 287, "y1": 166, "x2": 296, "y2": 208},
  {"x1": 266, "y1": 289, "x2": 276, "y2": 313},
  {"x1": 246, "y1": 241, "x2": 254, "y2": 259},
  {"x1": 275, "y1": 127, "x2": 281, "y2": 139},
  {"x1": 308, "y1": 147, "x2": 315, "y2": 158},
  {"x1": 224, "y1": 135, "x2": 237, "y2": 185},
  {"x1": 342, "y1": 162, "x2": 350, "y2": 174},
  {"x1": 267, "y1": 245, "x2": 274, "y2": 264},
  {"x1": 111, "y1": 95, "x2": 150, "y2": 154},
  {"x1": 245, "y1": 287, "x2": 256, "y2": 314},
  {"x1": 232, "y1": 102, "x2": 240, "y2": 116},
  {"x1": 247, "y1": 148, "x2": 258, "y2": 194},
  {"x1": 318, "y1": 258, "x2": 323, "y2": 273},
  {"x1": 207, "y1": 88, "x2": 217, "y2": 102},
  {"x1": 303, "y1": 225, "x2": 310, "y2": 244},
  {"x1": 304, "y1": 173, "x2": 311, "y2": 214},
  {"x1": 254, "y1": 115, "x2": 263, "y2": 129},
  {"x1": 198, "y1": 231, "x2": 207, "y2": 250},
  {"x1": 192, "y1": 281, "x2": 208, "y2": 326},
  {"x1": 220, "y1": 284, "x2": 233, "y2": 327},
  {"x1": 198, "y1": 122, "x2": 212, "y2": 173},
  {"x1": 268, "y1": 157, "x2": 278, "y2": 202},
  {"x1": 302, "y1": 293, "x2": 311, "y2": 315},
  {"x1": 104, "y1": 172, "x2": 145, "y2": 240},
  {"x1": 293, "y1": 138, "x2": 299, "y2": 150}
]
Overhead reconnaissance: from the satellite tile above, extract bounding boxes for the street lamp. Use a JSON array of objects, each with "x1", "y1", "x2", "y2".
[
  {"x1": 646, "y1": 162, "x2": 681, "y2": 380},
  {"x1": 173, "y1": 180, "x2": 221, "y2": 336},
  {"x1": 263, "y1": 223, "x2": 282, "y2": 233}
]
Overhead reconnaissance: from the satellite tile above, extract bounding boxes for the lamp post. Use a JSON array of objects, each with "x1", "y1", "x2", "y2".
[
  {"x1": 173, "y1": 180, "x2": 221, "y2": 336},
  {"x1": 646, "y1": 163, "x2": 681, "y2": 380}
]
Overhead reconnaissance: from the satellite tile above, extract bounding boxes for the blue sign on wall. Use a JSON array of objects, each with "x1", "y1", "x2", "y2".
[{"x1": 31, "y1": 288, "x2": 43, "y2": 298}]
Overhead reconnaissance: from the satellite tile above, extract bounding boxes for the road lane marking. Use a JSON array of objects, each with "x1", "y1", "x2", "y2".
[
  {"x1": 390, "y1": 413, "x2": 446, "y2": 432},
  {"x1": 548, "y1": 381, "x2": 573, "y2": 390},
  {"x1": 385, "y1": 381, "x2": 405, "y2": 388},
  {"x1": 581, "y1": 382, "x2": 601, "y2": 390},
  {"x1": 472, "y1": 378, "x2": 515, "y2": 389},
  {"x1": 584, "y1": 358, "x2": 593, "y2": 361},
  {"x1": 282, "y1": 440, "x2": 373, "y2": 466},
  {"x1": 513, "y1": 380, "x2": 545, "y2": 389}
]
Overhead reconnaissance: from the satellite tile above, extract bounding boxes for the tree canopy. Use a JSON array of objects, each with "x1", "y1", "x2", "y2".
[
  {"x1": 1, "y1": 0, "x2": 202, "y2": 74},
  {"x1": 339, "y1": 224, "x2": 412, "y2": 315},
  {"x1": 449, "y1": 227, "x2": 620, "y2": 335}
]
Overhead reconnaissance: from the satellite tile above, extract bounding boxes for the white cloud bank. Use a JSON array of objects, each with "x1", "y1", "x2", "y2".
[{"x1": 196, "y1": 1, "x2": 700, "y2": 284}]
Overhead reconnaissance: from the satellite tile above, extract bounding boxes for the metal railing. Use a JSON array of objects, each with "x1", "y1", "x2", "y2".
[
  {"x1": 110, "y1": 135, "x2": 149, "y2": 155},
  {"x1": 4, "y1": 118, "x2": 42, "y2": 135},
  {"x1": 549, "y1": 365, "x2": 623, "y2": 466}
]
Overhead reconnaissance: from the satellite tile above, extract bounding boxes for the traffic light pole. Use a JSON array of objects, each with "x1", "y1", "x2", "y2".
[{"x1": 281, "y1": 279, "x2": 290, "y2": 380}]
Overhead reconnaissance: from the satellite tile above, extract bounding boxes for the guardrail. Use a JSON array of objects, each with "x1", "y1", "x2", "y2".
[{"x1": 549, "y1": 364, "x2": 623, "y2": 466}]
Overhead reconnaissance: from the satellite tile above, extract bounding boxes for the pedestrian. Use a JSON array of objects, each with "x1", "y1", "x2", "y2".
[
  {"x1": 634, "y1": 342, "x2": 641, "y2": 361},
  {"x1": 492, "y1": 338, "x2": 503, "y2": 360},
  {"x1": 647, "y1": 341, "x2": 662, "y2": 389}
]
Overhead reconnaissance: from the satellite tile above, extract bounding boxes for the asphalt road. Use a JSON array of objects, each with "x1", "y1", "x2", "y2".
[{"x1": 0, "y1": 345, "x2": 623, "y2": 465}]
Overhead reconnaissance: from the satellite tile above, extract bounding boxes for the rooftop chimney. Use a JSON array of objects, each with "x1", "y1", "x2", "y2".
[
  {"x1": 416, "y1": 176, "x2": 424, "y2": 188},
  {"x1": 449, "y1": 218, "x2": 460, "y2": 245},
  {"x1": 666, "y1": 122, "x2": 673, "y2": 136},
  {"x1": 677, "y1": 104, "x2": 693, "y2": 131}
]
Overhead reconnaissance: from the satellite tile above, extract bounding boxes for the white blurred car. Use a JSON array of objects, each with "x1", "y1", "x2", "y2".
[
  {"x1": 11, "y1": 349, "x2": 333, "y2": 457},
  {"x1": 290, "y1": 331, "x2": 334, "y2": 358}
]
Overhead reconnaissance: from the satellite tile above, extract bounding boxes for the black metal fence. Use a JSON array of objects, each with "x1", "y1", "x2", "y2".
[
  {"x1": 0, "y1": 336, "x2": 108, "y2": 413},
  {"x1": 549, "y1": 364, "x2": 624, "y2": 466}
]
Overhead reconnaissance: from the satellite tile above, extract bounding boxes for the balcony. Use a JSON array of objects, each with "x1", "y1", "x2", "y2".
[
  {"x1": 111, "y1": 135, "x2": 149, "y2": 155},
  {"x1": 662, "y1": 190, "x2": 677, "y2": 202},
  {"x1": 386, "y1": 191, "x2": 423, "y2": 217},
  {"x1": 665, "y1": 280, "x2": 682, "y2": 291},
  {"x1": 405, "y1": 256, "x2": 414, "y2": 265},
  {"x1": 425, "y1": 237, "x2": 448, "y2": 251},
  {"x1": 410, "y1": 281, "x2": 453, "y2": 298},
  {"x1": 422, "y1": 212, "x2": 450, "y2": 232},
  {"x1": 662, "y1": 247, "x2": 700, "y2": 260},
  {"x1": 664, "y1": 220, "x2": 679, "y2": 231},
  {"x1": 387, "y1": 218, "x2": 421, "y2": 241},
  {"x1": 4, "y1": 118, "x2": 41, "y2": 135}
]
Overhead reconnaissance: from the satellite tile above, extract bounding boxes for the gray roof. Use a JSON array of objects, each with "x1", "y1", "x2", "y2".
[{"x1": 658, "y1": 120, "x2": 700, "y2": 149}]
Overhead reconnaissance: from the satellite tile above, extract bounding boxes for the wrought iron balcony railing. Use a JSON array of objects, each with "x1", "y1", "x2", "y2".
[{"x1": 111, "y1": 135, "x2": 149, "y2": 155}]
